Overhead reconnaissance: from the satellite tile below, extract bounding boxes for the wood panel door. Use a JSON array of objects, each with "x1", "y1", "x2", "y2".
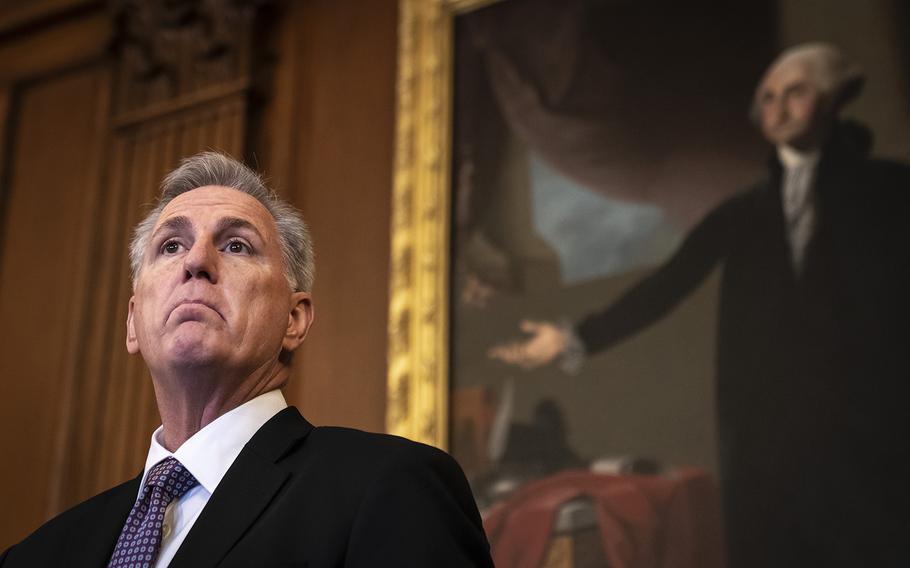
[{"x1": 0, "y1": 4, "x2": 113, "y2": 546}]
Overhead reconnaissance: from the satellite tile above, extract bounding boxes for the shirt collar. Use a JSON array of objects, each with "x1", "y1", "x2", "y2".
[
  {"x1": 139, "y1": 389, "x2": 288, "y2": 497},
  {"x1": 777, "y1": 145, "x2": 821, "y2": 170}
]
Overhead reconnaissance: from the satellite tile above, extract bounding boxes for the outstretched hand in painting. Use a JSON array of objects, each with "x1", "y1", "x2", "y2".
[{"x1": 488, "y1": 320, "x2": 568, "y2": 369}]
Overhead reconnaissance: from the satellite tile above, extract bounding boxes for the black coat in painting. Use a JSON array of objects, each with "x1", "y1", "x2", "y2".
[{"x1": 575, "y1": 125, "x2": 910, "y2": 567}]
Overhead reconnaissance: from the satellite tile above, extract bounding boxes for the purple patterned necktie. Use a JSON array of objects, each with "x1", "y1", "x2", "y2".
[{"x1": 108, "y1": 457, "x2": 199, "y2": 568}]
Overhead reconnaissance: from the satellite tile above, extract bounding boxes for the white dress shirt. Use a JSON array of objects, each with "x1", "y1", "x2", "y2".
[
  {"x1": 136, "y1": 389, "x2": 288, "y2": 568},
  {"x1": 778, "y1": 145, "x2": 821, "y2": 273}
]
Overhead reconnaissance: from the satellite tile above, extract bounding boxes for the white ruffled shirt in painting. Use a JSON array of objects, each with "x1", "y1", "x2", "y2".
[{"x1": 778, "y1": 145, "x2": 821, "y2": 273}]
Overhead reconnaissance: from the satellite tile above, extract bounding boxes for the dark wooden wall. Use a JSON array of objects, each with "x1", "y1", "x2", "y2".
[
  {"x1": 270, "y1": 0, "x2": 396, "y2": 435},
  {"x1": 0, "y1": 0, "x2": 397, "y2": 548}
]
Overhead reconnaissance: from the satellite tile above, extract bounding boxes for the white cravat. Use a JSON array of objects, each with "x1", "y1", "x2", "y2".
[
  {"x1": 778, "y1": 145, "x2": 821, "y2": 273},
  {"x1": 137, "y1": 389, "x2": 288, "y2": 568}
]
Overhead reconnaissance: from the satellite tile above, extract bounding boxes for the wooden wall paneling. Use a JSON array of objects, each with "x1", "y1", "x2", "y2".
[
  {"x1": 64, "y1": 135, "x2": 133, "y2": 506},
  {"x1": 0, "y1": 87, "x2": 12, "y2": 220},
  {"x1": 0, "y1": 3, "x2": 112, "y2": 282},
  {"x1": 178, "y1": 115, "x2": 197, "y2": 157},
  {"x1": 230, "y1": 98, "x2": 246, "y2": 157},
  {"x1": 189, "y1": 114, "x2": 206, "y2": 156},
  {"x1": 160, "y1": 119, "x2": 181, "y2": 182},
  {"x1": 125, "y1": 124, "x2": 167, "y2": 476},
  {"x1": 0, "y1": 6, "x2": 114, "y2": 529},
  {"x1": 200, "y1": 107, "x2": 217, "y2": 151},
  {"x1": 271, "y1": 0, "x2": 398, "y2": 432},
  {"x1": 0, "y1": 64, "x2": 111, "y2": 545},
  {"x1": 0, "y1": 8, "x2": 109, "y2": 85},
  {"x1": 45, "y1": 64, "x2": 113, "y2": 516},
  {"x1": 191, "y1": 111, "x2": 205, "y2": 155},
  {"x1": 120, "y1": 131, "x2": 156, "y2": 484},
  {"x1": 252, "y1": 1, "x2": 298, "y2": 195},
  {"x1": 93, "y1": 128, "x2": 148, "y2": 493},
  {"x1": 214, "y1": 103, "x2": 233, "y2": 154}
]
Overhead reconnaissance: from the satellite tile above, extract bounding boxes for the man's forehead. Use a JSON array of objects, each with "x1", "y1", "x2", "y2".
[
  {"x1": 155, "y1": 185, "x2": 275, "y2": 234},
  {"x1": 761, "y1": 58, "x2": 814, "y2": 91}
]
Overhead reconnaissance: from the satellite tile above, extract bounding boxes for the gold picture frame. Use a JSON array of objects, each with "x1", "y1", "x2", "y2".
[{"x1": 386, "y1": 0, "x2": 499, "y2": 448}]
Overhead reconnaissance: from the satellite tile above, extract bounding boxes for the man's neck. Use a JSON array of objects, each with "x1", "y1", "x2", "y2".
[{"x1": 151, "y1": 359, "x2": 289, "y2": 451}]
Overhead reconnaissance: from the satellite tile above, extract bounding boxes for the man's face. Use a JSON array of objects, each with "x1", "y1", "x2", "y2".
[
  {"x1": 127, "y1": 186, "x2": 310, "y2": 376},
  {"x1": 756, "y1": 60, "x2": 830, "y2": 150}
]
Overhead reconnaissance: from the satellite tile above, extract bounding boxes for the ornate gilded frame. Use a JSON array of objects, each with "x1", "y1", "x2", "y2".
[{"x1": 387, "y1": 0, "x2": 500, "y2": 448}]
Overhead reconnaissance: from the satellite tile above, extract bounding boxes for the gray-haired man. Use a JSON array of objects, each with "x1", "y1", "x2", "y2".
[{"x1": 3, "y1": 152, "x2": 494, "y2": 567}]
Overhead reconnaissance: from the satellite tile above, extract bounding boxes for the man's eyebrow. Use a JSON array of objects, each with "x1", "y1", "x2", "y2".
[
  {"x1": 214, "y1": 216, "x2": 264, "y2": 240},
  {"x1": 150, "y1": 216, "x2": 264, "y2": 242},
  {"x1": 151, "y1": 215, "x2": 193, "y2": 241}
]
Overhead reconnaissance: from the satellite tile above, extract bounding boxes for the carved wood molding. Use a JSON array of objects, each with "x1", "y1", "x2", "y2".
[
  {"x1": 387, "y1": 0, "x2": 500, "y2": 449},
  {"x1": 387, "y1": 0, "x2": 451, "y2": 448},
  {"x1": 0, "y1": 0, "x2": 99, "y2": 38},
  {"x1": 109, "y1": 0, "x2": 264, "y2": 122}
]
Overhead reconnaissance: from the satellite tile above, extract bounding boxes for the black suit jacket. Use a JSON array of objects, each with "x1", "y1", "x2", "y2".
[{"x1": 1, "y1": 407, "x2": 493, "y2": 567}]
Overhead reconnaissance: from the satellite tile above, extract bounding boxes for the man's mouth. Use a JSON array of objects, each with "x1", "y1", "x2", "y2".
[{"x1": 169, "y1": 299, "x2": 225, "y2": 322}]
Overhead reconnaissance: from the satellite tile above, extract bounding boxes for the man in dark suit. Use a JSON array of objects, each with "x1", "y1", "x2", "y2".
[
  {"x1": 1, "y1": 152, "x2": 493, "y2": 567},
  {"x1": 491, "y1": 43, "x2": 910, "y2": 567}
]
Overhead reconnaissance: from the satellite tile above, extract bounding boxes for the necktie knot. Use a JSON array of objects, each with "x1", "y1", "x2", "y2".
[{"x1": 143, "y1": 456, "x2": 199, "y2": 501}]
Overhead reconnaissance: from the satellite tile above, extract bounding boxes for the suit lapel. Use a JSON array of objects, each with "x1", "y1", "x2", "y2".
[
  {"x1": 169, "y1": 407, "x2": 313, "y2": 568},
  {"x1": 68, "y1": 474, "x2": 141, "y2": 567}
]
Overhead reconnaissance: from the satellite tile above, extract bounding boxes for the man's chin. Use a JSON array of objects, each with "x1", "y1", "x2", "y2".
[
  {"x1": 768, "y1": 125, "x2": 818, "y2": 150},
  {"x1": 164, "y1": 332, "x2": 228, "y2": 369}
]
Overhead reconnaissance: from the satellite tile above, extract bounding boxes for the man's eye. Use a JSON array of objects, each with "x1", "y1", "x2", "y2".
[
  {"x1": 225, "y1": 240, "x2": 249, "y2": 254},
  {"x1": 787, "y1": 83, "x2": 808, "y2": 98},
  {"x1": 759, "y1": 93, "x2": 776, "y2": 107},
  {"x1": 162, "y1": 241, "x2": 181, "y2": 254}
]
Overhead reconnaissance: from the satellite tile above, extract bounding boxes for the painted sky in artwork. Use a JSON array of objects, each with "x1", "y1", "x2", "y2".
[{"x1": 529, "y1": 152, "x2": 682, "y2": 285}]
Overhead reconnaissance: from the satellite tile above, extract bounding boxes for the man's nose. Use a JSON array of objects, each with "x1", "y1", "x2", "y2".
[
  {"x1": 183, "y1": 241, "x2": 219, "y2": 283},
  {"x1": 767, "y1": 98, "x2": 787, "y2": 125}
]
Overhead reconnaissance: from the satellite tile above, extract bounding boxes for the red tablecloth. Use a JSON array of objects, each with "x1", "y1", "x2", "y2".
[{"x1": 483, "y1": 468, "x2": 725, "y2": 568}]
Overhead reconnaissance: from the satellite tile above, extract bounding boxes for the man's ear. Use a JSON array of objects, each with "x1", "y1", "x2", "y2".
[
  {"x1": 126, "y1": 296, "x2": 140, "y2": 354},
  {"x1": 283, "y1": 292, "x2": 314, "y2": 353}
]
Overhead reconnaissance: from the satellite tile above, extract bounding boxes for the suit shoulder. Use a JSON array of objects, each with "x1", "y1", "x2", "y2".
[
  {"x1": 3, "y1": 478, "x2": 135, "y2": 564},
  {"x1": 308, "y1": 429, "x2": 491, "y2": 566},
  {"x1": 22, "y1": 478, "x2": 134, "y2": 538},
  {"x1": 296, "y1": 426, "x2": 474, "y2": 500},
  {"x1": 307, "y1": 426, "x2": 456, "y2": 471}
]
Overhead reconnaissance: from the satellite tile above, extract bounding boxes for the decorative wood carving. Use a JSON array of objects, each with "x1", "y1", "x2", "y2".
[{"x1": 109, "y1": 0, "x2": 263, "y2": 122}]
